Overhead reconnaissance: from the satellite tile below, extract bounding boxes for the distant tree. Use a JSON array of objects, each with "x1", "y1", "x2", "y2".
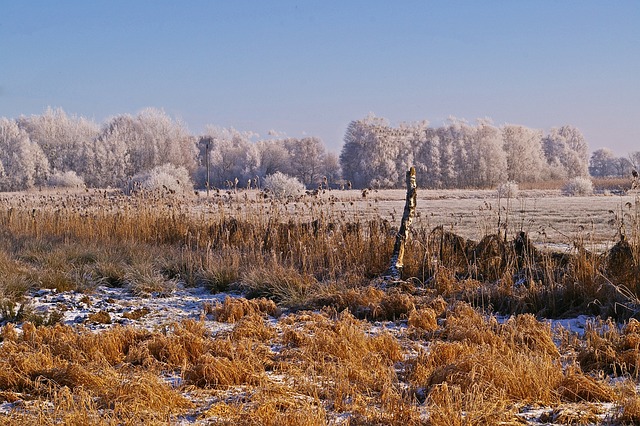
[
  {"x1": 612, "y1": 157, "x2": 633, "y2": 178},
  {"x1": 340, "y1": 114, "x2": 396, "y2": 188},
  {"x1": 131, "y1": 108, "x2": 197, "y2": 174},
  {"x1": 92, "y1": 114, "x2": 137, "y2": 187},
  {"x1": 255, "y1": 139, "x2": 291, "y2": 177},
  {"x1": 589, "y1": 148, "x2": 616, "y2": 177},
  {"x1": 451, "y1": 119, "x2": 473, "y2": 187},
  {"x1": 17, "y1": 107, "x2": 99, "y2": 176},
  {"x1": 543, "y1": 126, "x2": 589, "y2": 178},
  {"x1": 202, "y1": 126, "x2": 259, "y2": 188},
  {"x1": 393, "y1": 121, "x2": 427, "y2": 187},
  {"x1": 322, "y1": 152, "x2": 341, "y2": 188},
  {"x1": 0, "y1": 118, "x2": 50, "y2": 191},
  {"x1": 502, "y1": 125, "x2": 546, "y2": 183},
  {"x1": 284, "y1": 137, "x2": 326, "y2": 187},
  {"x1": 471, "y1": 119, "x2": 507, "y2": 187},
  {"x1": 629, "y1": 151, "x2": 640, "y2": 171},
  {"x1": 436, "y1": 125, "x2": 457, "y2": 188},
  {"x1": 414, "y1": 127, "x2": 441, "y2": 188}
]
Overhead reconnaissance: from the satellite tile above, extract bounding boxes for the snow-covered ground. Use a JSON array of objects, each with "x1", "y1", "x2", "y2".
[{"x1": 24, "y1": 285, "x2": 233, "y2": 333}]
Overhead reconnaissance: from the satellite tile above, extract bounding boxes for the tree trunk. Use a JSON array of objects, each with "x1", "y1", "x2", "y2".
[{"x1": 386, "y1": 167, "x2": 417, "y2": 280}]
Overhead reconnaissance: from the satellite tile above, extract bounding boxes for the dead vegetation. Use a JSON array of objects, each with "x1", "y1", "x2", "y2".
[{"x1": 0, "y1": 188, "x2": 638, "y2": 423}]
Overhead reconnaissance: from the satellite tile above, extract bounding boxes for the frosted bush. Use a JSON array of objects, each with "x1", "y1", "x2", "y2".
[
  {"x1": 562, "y1": 177, "x2": 593, "y2": 196},
  {"x1": 127, "y1": 163, "x2": 193, "y2": 195},
  {"x1": 497, "y1": 181, "x2": 519, "y2": 198},
  {"x1": 48, "y1": 170, "x2": 85, "y2": 188},
  {"x1": 263, "y1": 172, "x2": 305, "y2": 199}
]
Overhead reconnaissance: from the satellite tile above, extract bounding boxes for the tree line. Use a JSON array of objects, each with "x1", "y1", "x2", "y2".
[
  {"x1": 0, "y1": 108, "x2": 338, "y2": 192},
  {"x1": 343, "y1": 114, "x2": 581, "y2": 189},
  {"x1": 0, "y1": 108, "x2": 637, "y2": 192}
]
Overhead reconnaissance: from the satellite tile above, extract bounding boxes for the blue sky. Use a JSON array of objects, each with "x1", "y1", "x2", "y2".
[{"x1": 1, "y1": 1, "x2": 638, "y2": 155}]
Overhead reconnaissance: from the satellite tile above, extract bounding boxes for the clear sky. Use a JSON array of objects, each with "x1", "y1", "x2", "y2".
[{"x1": 1, "y1": 1, "x2": 638, "y2": 155}]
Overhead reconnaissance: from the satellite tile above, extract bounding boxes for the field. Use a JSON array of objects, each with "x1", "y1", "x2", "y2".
[{"x1": 0, "y1": 187, "x2": 639, "y2": 425}]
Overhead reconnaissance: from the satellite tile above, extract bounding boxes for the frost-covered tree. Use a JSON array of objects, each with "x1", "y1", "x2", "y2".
[
  {"x1": 91, "y1": 115, "x2": 137, "y2": 187},
  {"x1": 629, "y1": 151, "x2": 640, "y2": 172},
  {"x1": 589, "y1": 148, "x2": 616, "y2": 177},
  {"x1": 502, "y1": 125, "x2": 546, "y2": 183},
  {"x1": 340, "y1": 115, "x2": 393, "y2": 188},
  {"x1": 543, "y1": 125, "x2": 589, "y2": 178},
  {"x1": 91, "y1": 109, "x2": 197, "y2": 188},
  {"x1": 0, "y1": 118, "x2": 50, "y2": 191},
  {"x1": 17, "y1": 107, "x2": 99, "y2": 176},
  {"x1": 612, "y1": 157, "x2": 634, "y2": 178},
  {"x1": 284, "y1": 137, "x2": 326, "y2": 187},
  {"x1": 470, "y1": 120, "x2": 507, "y2": 188},
  {"x1": 322, "y1": 151, "x2": 341, "y2": 188},
  {"x1": 202, "y1": 126, "x2": 259, "y2": 188},
  {"x1": 411, "y1": 127, "x2": 438, "y2": 188},
  {"x1": 255, "y1": 139, "x2": 292, "y2": 177},
  {"x1": 436, "y1": 125, "x2": 457, "y2": 188},
  {"x1": 131, "y1": 108, "x2": 197, "y2": 174},
  {"x1": 452, "y1": 120, "x2": 474, "y2": 187}
]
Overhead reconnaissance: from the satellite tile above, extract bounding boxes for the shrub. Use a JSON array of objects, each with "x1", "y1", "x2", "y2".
[
  {"x1": 48, "y1": 170, "x2": 85, "y2": 189},
  {"x1": 563, "y1": 177, "x2": 594, "y2": 196},
  {"x1": 126, "y1": 163, "x2": 193, "y2": 195},
  {"x1": 497, "y1": 181, "x2": 519, "y2": 198},
  {"x1": 263, "y1": 172, "x2": 305, "y2": 199}
]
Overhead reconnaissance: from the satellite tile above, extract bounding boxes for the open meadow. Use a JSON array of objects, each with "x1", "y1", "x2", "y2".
[{"x1": 0, "y1": 187, "x2": 639, "y2": 425}]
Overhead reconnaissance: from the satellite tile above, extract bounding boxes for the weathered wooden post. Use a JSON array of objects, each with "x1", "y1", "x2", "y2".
[{"x1": 386, "y1": 166, "x2": 417, "y2": 280}]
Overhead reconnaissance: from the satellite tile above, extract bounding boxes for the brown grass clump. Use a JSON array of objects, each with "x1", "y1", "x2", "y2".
[
  {"x1": 408, "y1": 303, "x2": 565, "y2": 406},
  {"x1": 407, "y1": 307, "x2": 438, "y2": 332},
  {"x1": 183, "y1": 352, "x2": 265, "y2": 388},
  {"x1": 122, "y1": 307, "x2": 151, "y2": 320},
  {"x1": 426, "y1": 383, "x2": 515, "y2": 426},
  {"x1": 538, "y1": 405, "x2": 604, "y2": 425},
  {"x1": 577, "y1": 318, "x2": 640, "y2": 377},
  {"x1": 237, "y1": 264, "x2": 319, "y2": 308},
  {"x1": 557, "y1": 366, "x2": 616, "y2": 403},
  {"x1": 199, "y1": 386, "x2": 326, "y2": 426},
  {"x1": 87, "y1": 310, "x2": 112, "y2": 324},
  {"x1": 617, "y1": 394, "x2": 640, "y2": 424},
  {"x1": 276, "y1": 310, "x2": 412, "y2": 420},
  {"x1": 319, "y1": 286, "x2": 416, "y2": 321},
  {"x1": 0, "y1": 323, "x2": 193, "y2": 423},
  {"x1": 204, "y1": 295, "x2": 280, "y2": 322},
  {"x1": 230, "y1": 312, "x2": 278, "y2": 342}
]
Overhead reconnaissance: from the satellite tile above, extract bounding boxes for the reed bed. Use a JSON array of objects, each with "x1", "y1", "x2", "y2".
[{"x1": 0, "y1": 188, "x2": 638, "y2": 424}]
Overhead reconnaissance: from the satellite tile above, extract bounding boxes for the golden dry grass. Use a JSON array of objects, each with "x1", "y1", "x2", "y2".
[{"x1": 0, "y1": 188, "x2": 639, "y2": 423}]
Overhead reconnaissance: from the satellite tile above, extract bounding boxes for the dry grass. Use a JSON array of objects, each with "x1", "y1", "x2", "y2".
[
  {"x1": 204, "y1": 296, "x2": 280, "y2": 322},
  {"x1": 0, "y1": 188, "x2": 639, "y2": 423}
]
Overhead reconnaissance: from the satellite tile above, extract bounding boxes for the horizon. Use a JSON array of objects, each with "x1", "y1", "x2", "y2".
[{"x1": 1, "y1": 1, "x2": 639, "y2": 156}]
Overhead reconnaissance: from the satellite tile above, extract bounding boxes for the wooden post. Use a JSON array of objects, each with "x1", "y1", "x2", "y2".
[{"x1": 386, "y1": 167, "x2": 417, "y2": 280}]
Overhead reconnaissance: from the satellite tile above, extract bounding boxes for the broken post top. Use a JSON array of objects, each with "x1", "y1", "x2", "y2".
[{"x1": 406, "y1": 166, "x2": 416, "y2": 192}]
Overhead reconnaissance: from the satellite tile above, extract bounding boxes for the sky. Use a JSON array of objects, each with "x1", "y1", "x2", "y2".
[{"x1": 1, "y1": 1, "x2": 638, "y2": 155}]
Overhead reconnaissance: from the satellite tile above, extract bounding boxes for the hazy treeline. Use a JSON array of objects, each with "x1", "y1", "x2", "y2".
[
  {"x1": 0, "y1": 108, "x2": 339, "y2": 192},
  {"x1": 1, "y1": 108, "x2": 637, "y2": 192},
  {"x1": 341, "y1": 114, "x2": 594, "y2": 189},
  {"x1": 589, "y1": 148, "x2": 640, "y2": 178}
]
